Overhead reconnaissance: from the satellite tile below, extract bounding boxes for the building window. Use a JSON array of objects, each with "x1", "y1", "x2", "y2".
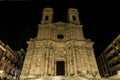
[
  {"x1": 57, "y1": 34, "x2": 64, "y2": 39},
  {"x1": 9, "y1": 68, "x2": 12, "y2": 75},
  {"x1": 4, "y1": 66, "x2": 7, "y2": 72},
  {"x1": 0, "y1": 49, "x2": 4, "y2": 60},
  {"x1": 5, "y1": 56, "x2": 9, "y2": 62},
  {"x1": 0, "y1": 63, "x2": 2, "y2": 67},
  {"x1": 73, "y1": 16, "x2": 76, "y2": 20},
  {"x1": 45, "y1": 16, "x2": 49, "y2": 20}
]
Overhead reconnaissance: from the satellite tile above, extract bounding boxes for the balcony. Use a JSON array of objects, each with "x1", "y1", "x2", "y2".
[
  {"x1": 106, "y1": 52, "x2": 118, "y2": 62},
  {"x1": 110, "y1": 62, "x2": 120, "y2": 71},
  {"x1": 107, "y1": 56, "x2": 119, "y2": 64},
  {"x1": 106, "y1": 49, "x2": 116, "y2": 58}
]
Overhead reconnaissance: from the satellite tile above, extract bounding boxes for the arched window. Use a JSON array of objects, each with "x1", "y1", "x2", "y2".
[
  {"x1": 73, "y1": 16, "x2": 76, "y2": 20},
  {"x1": 45, "y1": 16, "x2": 49, "y2": 20}
]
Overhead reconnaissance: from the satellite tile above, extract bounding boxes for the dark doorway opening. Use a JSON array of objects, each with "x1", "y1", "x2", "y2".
[{"x1": 56, "y1": 61, "x2": 65, "y2": 75}]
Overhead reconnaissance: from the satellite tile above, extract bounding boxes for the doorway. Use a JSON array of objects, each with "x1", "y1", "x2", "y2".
[{"x1": 56, "y1": 61, "x2": 65, "y2": 75}]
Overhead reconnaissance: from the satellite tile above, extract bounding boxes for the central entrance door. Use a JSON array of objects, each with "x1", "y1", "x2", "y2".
[{"x1": 56, "y1": 61, "x2": 65, "y2": 75}]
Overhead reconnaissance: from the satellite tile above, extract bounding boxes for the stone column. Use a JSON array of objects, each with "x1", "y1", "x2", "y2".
[
  {"x1": 51, "y1": 49, "x2": 55, "y2": 76},
  {"x1": 69, "y1": 47, "x2": 73, "y2": 75},
  {"x1": 72, "y1": 47, "x2": 77, "y2": 76},
  {"x1": 66, "y1": 47, "x2": 70, "y2": 76},
  {"x1": 70, "y1": 48, "x2": 74, "y2": 75},
  {"x1": 48, "y1": 49, "x2": 52, "y2": 75},
  {"x1": 44, "y1": 46, "x2": 49, "y2": 75},
  {"x1": 85, "y1": 48, "x2": 91, "y2": 73},
  {"x1": 83, "y1": 49, "x2": 88, "y2": 74},
  {"x1": 20, "y1": 49, "x2": 33, "y2": 79}
]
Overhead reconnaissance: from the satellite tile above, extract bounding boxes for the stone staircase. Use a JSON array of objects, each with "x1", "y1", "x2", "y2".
[{"x1": 21, "y1": 76, "x2": 102, "y2": 80}]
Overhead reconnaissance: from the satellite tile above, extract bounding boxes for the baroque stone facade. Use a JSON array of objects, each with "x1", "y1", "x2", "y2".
[{"x1": 20, "y1": 8, "x2": 101, "y2": 80}]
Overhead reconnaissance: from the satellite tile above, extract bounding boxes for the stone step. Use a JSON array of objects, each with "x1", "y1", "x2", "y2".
[{"x1": 21, "y1": 76, "x2": 101, "y2": 80}]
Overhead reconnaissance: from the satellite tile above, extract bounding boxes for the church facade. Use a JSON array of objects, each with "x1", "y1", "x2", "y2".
[{"x1": 20, "y1": 8, "x2": 101, "y2": 80}]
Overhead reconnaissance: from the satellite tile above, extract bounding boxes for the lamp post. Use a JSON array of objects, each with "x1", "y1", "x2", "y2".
[{"x1": 0, "y1": 70, "x2": 6, "y2": 79}]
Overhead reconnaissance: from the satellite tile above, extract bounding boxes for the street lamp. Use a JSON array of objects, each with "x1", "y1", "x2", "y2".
[
  {"x1": 105, "y1": 73, "x2": 109, "y2": 78},
  {"x1": 0, "y1": 70, "x2": 5, "y2": 79}
]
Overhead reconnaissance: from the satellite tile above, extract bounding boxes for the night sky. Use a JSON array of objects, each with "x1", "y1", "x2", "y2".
[{"x1": 0, "y1": 1, "x2": 118, "y2": 58}]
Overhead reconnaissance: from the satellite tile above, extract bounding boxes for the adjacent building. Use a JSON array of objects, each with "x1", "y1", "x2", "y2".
[
  {"x1": 97, "y1": 34, "x2": 120, "y2": 79},
  {"x1": 0, "y1": 40, "x2": 25, "y2": 79},
  {"x1": 20, "y1": 8, "x2": 101, "y2": 80}
]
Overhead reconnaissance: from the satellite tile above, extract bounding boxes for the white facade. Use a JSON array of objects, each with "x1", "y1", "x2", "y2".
[{"x1": 20, "y1": 8, "x2": 101, "y2": 80}]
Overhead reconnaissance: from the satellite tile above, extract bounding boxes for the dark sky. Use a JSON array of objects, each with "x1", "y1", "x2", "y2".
[{"x1": 0, "y1": 1, "x2": 118, "y2": 57}]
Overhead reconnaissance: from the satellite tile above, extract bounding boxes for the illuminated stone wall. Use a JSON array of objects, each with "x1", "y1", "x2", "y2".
[{"x1": 20, "y1": 8, "x2": 101, "y2": 80}]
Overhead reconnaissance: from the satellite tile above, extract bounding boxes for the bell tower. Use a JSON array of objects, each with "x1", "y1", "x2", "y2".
[
  {"x1": 41, "y1": 8, "x2": 53, "y2": 24},
  {"x1": 67, "y1": 8, "x2": 80, "y2": 24}
]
